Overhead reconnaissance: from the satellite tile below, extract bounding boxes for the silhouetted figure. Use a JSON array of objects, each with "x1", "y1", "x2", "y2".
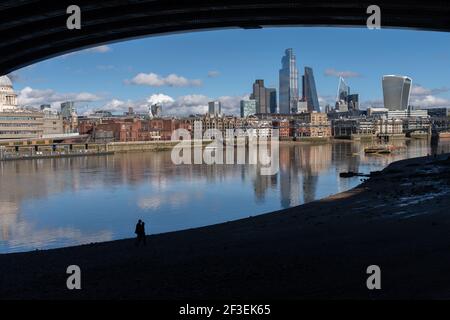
[
  {"x1": 141, "y1": 222, "x2": 147, "y2": 246},
  {"x1": 135, "y1": 219, "x2": 146, "y2": 247}
]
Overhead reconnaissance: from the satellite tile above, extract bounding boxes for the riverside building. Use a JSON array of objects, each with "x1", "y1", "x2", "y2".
[{"x1": 0, "y1": 110, "x2": 44, "y2": 139}]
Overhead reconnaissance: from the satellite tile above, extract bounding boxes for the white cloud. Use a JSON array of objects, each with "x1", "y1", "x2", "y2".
[
  {"x1": 162, "y1": 94, "x2": 248, "y2": 116},
  {"x1": 409, "y1": 84, "x2": 450, "y2": 108},
  {"x1": 410, "y1": 95, "x2": 450, "y2": 108},
  {"x1": 125, "y1": 72, "x2": 202, "y2": 87},
  {"x1": 217, "y1": 94, "x2": 249, "y2": 114},
  {"x1": 324, "y1": 68, "x2": 361, "y2": 78},
  {"x1": 165, "y1": 94, "x2": 210, "y2": 115},
  {"x1": 18, "y1": 86, "x2": 101, "y2": 109},
  {"x1": 207, "y1": 70, "x2": 220, "y2": 78},
  {"x1": 318, "y1": 95, "x2": 335, "y2": 107},
  {"x1": 147, "y1": 93, "x2": 175, "y2": 106},
  {"x1": 411, "y1": 84, "x2": 449, "y2": 97},
  {"x1": 91, "y1": 93, "x2": 247, "y2": 116}
]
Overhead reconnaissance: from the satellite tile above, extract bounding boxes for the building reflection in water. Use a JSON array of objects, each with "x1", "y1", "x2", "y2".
[{"x1": 1, "y1": 139, "x2": 449, "y2": 253}]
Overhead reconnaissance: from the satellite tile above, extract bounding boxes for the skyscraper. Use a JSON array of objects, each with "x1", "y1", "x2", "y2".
[
  {"x1": 151, "y1": 104, "x2": 162, "y2": 118},
  {"x1": 208, "y1": 100, "x2": 222, "y2": 116},
  {"x1": 302, "y1": 67, "x2": 320, "y2": 112},
  {"x1": 279, "y1": 48, "x2": 299, "y2": 114},
  {"x1": 336, "y1": 77, "x2": 350, "y2": 112},
  {"x1": 266, "y1": 88, "x2": 277, "y2": 114},
  {"x1": 382, "y1": 75, "x2": 412, "y2": 110},
  {"x1": 347, "y1": 94, "x2": 359, "y2": 111},
  {"x1": 337, "y1": 77, "x2": 349, "y2": 102},
  {"x1": 60, "y1": 101, "x2": 76, "y2": 119},
  {"x1": 240, "y1": 99, "x2": 257, "y2": 118},
  {"x1": 251, "y1": 80, "x2": 267, "y2": 114}
]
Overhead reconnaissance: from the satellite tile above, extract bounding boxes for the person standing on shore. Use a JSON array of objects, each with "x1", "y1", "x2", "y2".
[
  {"x1": 135, "y1": 219, "x2": 144, "y2": 247},
  {"x1": 135, "y1": 219, "x2": 147, "y2": 247},
  {"x1": 141, "y1": 221, "x2": 147, "y2": 246}
]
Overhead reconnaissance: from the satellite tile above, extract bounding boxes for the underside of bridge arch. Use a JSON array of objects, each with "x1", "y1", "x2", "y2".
[{"x1": 0, "y1": 0, "x2": 450, "y2": 74}]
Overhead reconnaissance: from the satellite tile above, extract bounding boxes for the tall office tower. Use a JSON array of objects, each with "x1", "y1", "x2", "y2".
[
  {"x1": 266, "y1": 88, "x2": 277, "y2": 113},
  {"x1": 382, "y1": 75, "x2": 412, "y2": 110},
  {"x1": 151, "y1": 104, "x2": 162, "y2": 117},
  {"x1": 208, "y1": 100, "x2": 222, "y2": 116},
  {"x1": 336, "y1": 76, "x2": 350, "y2": 112},
  {"x1": 251, "y1": 79, "x2": 268, "y2": 114},
  {"x1": 337, "y1": 76, "x2": 350, "y2": 103},
  {"x1": 347, "y1": 94, "x2": 359, "y2": 111},
  {"x1": 60, "y1": 101, "x2": 76, "y2": 119},
  {"x1": 240, "y1": 99, "x2": 257, "y2": 118},
  {"x1": 279, "y1": 48, "x2": 299, "y2": 114},
  {"x1": 302, "y1": 67, "x2": 320, "y2": 112}
]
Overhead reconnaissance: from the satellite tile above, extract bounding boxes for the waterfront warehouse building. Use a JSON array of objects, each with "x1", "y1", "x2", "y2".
[
  {"x1": 0, "y1": 75, "x2": 43, "y2": 140},
  {"x1": 0, "y1": 110, "x2": 44, "y2": 139},
  {"x1": 382, "y1": 75, "x2": 412, "y2": 110}
]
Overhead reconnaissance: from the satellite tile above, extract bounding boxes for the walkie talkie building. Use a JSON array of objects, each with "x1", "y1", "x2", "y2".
[{"x1": 382, "y1": 75, "x2": 412, "y2": 110}]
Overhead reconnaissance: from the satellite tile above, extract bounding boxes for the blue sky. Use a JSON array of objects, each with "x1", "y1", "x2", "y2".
[{"x1": 9, "y1": 27, "x2": 450, "y2": 115}]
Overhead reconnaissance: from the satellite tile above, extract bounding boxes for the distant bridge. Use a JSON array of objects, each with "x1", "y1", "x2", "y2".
[{"x1": 404, "y1": 122, "x2": 450, "y2": 137}]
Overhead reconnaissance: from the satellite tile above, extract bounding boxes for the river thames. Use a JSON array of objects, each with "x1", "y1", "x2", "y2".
[{"x1": 1, "y1": 139, "x2": 449, "y2": 253}]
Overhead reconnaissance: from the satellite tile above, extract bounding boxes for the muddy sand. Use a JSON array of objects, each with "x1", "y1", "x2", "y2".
[{"x1": 2, "y1": 154, "x2": 450, "y2": 299}]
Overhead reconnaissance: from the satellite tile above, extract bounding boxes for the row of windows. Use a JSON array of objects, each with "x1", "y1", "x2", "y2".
[
  {"x1": 0, "y1": 123, "x2": 42, "y2": 127},
  {"x1": 0, "y1": 117, "x2": 41, "y2": 121},
  {"x1": 0, "y1": 131, "x2": 40, "y2": 135}
]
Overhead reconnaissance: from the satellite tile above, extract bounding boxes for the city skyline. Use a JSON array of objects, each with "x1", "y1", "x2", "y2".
[{"x1": 7, "y1": 27, "x2": 450, "y2": 116}]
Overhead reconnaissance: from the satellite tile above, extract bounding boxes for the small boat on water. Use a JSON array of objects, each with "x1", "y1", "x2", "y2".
[
  {"x1": 364, "y1": 145, "x2": 397, "y2": 154},
  {"x1": 439, "y1": 131, "x2": 450, "y2": 139}
]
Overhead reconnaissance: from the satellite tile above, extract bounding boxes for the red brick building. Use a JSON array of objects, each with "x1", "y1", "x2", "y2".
[{"x1": 78, "y1": 117, "x2": 193, "y2": 142}]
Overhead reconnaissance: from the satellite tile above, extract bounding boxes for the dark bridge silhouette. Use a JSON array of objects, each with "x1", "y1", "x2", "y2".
[{"x1": 1, "y1": 0, "x2": 450, "y2": 74}]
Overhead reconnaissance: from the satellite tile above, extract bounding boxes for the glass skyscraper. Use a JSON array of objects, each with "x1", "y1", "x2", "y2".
[
  {"x1": 337, "y1": 77, "x2": 349, "y2": 102},
  {"x1": 266, "y1": 88, "x2": 277, "y2": 114},
  {"x1": 240, "y1": 99, "x2": 257, "y2": 118},
  {"x1": 60, "y1": 101, "x2": 76, "y2": 119},
  {"x1": 279, "y1": 48, "x2": 299, "y2": 114},
  {"x1": 347, "y1": 94, "x2": 359, "y2": 111},
  {"x1": 208, "y1": 100, "x2": 222, "y2": 115},
  {"x1": 335, "y1": 77, "x2": 350, "y2": 112},
  {"x1": 302, "y1": 67, "x2": 320, "y2": 112},
  {"x1": 382, "y1": 75, "x2": 412, "y2": 110},
  {"x1": 250, "y1": 80, "x2": 276, "y2": 114},
  {"x1": 251, "y1": 79, "x2": 267, "y2": 114}
]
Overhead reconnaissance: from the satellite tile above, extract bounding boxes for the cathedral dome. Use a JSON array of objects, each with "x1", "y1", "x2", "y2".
[
  {"x1": 0, "y1": 75, "x2": 18, "y2": 111},
  {"x1": 0, "y1": 75, "x2": 13, "y2": 87}
]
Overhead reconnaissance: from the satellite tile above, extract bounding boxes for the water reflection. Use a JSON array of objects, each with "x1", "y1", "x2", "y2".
[{"x1": 1, "y1": 139, "x2": 450, "y2": 253}]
